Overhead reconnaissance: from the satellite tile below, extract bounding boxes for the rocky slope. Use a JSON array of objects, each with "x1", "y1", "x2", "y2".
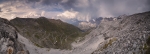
[
  {"x1": 92, "y1": 11, "x2": 150, "y2": 54},
  {"x1": 10, "y1": 17, "x2": 86, "y2": 50},
  {"x1": 0, "y1": 18, "x2": 29, "y2": 54}
]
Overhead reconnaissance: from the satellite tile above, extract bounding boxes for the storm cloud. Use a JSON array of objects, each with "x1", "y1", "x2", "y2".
[
  {"x1": 0, "y1": 0, "x2": 150, "y2": 21},
  {"x1": 25, "y1": 0, "x2": 150, "y2": 17}
]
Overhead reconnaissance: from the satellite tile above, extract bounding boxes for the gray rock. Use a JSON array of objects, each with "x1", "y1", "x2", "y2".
[
  {"x1": 92, "y1": 11, "x2": 150, "y2": 54},
  {"x1": 0, "y1": 18, "x2": 29, "y2": 54}
]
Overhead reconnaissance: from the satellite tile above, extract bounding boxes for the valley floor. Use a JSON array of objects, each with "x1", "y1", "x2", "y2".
[{"x1": 18, "y1": 32, "x2": 104, "y2": 54}]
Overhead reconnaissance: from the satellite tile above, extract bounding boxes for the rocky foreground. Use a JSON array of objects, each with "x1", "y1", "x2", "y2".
[
  {"x1": 0, "y1": 18, "x2": 29, "y2": 54},
  {"x1": 92, "y1": 11, "x2": 150, "y2": 54}
]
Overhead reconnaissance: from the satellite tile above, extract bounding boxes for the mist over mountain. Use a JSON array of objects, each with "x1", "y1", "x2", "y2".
[{"x1": 70, "y1": 17, "x2": 103, "y2": 30}]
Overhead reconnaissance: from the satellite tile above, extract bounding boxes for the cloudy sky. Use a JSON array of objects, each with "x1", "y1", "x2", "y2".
[{"x1": 0, "y1": 0, "x2": 150, "y2": 22}]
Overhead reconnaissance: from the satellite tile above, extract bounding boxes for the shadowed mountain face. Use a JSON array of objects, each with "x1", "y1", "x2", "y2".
[{"x1": 10, "y1": 17, "x2": 86, "y2": 49}]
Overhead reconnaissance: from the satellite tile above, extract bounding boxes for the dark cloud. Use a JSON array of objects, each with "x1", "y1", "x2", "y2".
[
  {"x1": 27, "y1": 0, "x2": 40, "y2": 2},
  {"x1": 146, "y1": 0, "x2": 150, "y2": 10},
  {"x1": 28, "y1": 0, "x2": 77, "y2": 10},
  {"x1": 0, "y1": 0, "x2": 4, "y2": 2},
  {"x1": 0, "y1": 0, "x2": 7, "y2": 3},
  {"x1": 0, "y1": 9, "x2": 1, "y2": 12},
  {"x1": 26, "y1": 0, "x2": 64, "y2": 5},
  {"x1": 39, "y1": 0, "x2": 61, "y2": 5},
  {"x1": 61, "y1": 0, "x2": 77, "y2": 9}
]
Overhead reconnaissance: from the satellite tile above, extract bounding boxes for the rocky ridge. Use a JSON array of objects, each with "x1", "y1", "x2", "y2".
[
  {"x1": 92, "y1": 11, "x2": 150, "y2": 54},
  {"x1": 0, "y1": 18, "x2": 29, "y2": 54}
]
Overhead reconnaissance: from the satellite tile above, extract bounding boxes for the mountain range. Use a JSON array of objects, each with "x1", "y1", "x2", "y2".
[{"x1": 0, "y1": 11, "x2": 150, "y2": 54}]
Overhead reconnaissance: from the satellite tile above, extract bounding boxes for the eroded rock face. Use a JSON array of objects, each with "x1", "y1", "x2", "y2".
[{"x1": 0, "y1": 18, "x2": 29, "y2": 54}]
